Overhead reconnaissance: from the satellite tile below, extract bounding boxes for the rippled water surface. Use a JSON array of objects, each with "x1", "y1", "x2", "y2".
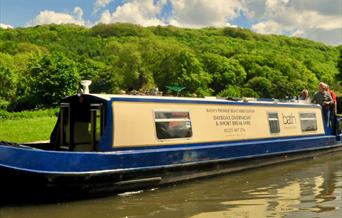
[{"x1": 1, "y1": 153, "x2": 342, "y2": 218}]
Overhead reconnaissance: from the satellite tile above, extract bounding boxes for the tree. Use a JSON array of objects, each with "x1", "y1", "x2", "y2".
[
  {"x1": 24, "y1": 52, "x2": 80, "y2": 108},
  {"x1": 218, "y1": 86, "x2": 241, "y2": 97},
  {"x1": 155, "y1": 49, "x2": 212, "y2": 96},
  {"x1": 91, "y1": 23, "x2": 152, "y2": 38},
  {"x1": 202, "y1": 53, "x2": 246, "y2": 94},
  {"x1": 0, "y1": 53, "x2": 18, "y2": 109},
  {"x1": 246, "y1": 77, "x2": 273, "y2": 98},
  {"x1": 111, "y1": 42, "x2": 155, "y2": 90},
  {"x1": 336, "y1": 46, "x2": 342, "y2": 87}
]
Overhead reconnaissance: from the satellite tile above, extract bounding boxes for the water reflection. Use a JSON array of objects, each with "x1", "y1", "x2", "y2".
[{"x1": 1, "y1": 154, "x2": 342, "y2": 218}]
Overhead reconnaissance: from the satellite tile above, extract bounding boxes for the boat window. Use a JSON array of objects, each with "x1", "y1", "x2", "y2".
[
  {"x1": 268, "y1": 112, "x2": 280, "y2": 134},
  {"x1": 154, "y1": 111, "x2": 192, "y2": 140},
  {"x1": 300, "y1": 113, "x2": 317, "y2": 131}
]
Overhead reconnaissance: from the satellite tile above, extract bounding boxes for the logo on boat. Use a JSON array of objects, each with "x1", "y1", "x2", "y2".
[{"x1": 282, "y1": 113, "x2": 296, "y2": 125}]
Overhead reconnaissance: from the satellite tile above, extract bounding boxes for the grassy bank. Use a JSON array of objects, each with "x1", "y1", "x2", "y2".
[{"x1": 0, "y1": 109, "x2": 57, "y2": 143}]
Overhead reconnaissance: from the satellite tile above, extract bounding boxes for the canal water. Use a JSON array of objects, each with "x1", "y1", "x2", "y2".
[{"x1": 1, "y1": 153, "x2": 342, "y2": 218}]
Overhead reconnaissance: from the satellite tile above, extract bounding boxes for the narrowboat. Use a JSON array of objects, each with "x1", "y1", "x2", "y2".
[{"x1": 1, "y1": 84, "x2": 342, "y2": 200}]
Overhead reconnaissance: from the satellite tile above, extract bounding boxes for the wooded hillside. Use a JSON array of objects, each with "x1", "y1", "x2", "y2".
[{"x1": 0, "y1": 23, "x2": 341, "y2": 111}]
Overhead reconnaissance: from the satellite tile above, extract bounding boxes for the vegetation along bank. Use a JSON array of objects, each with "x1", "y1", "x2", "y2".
[{"x1": 0, "y1": 23, "x2": 341, "y2": 112}]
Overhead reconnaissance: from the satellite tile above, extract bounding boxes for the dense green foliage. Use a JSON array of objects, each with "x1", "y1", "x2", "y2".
[{"x1": 0, "y1": 24, "x2": 341, "y2": 111}]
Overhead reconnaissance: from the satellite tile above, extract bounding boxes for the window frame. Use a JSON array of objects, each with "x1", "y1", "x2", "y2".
[
  {"x1": 299, "y1": 112, "x2": 318, "y2": 132},
  {"x1": 267, "y1": 112, "x2": 280, "y2": 134},
  {"x1": 153, "y1": 110, "x2": 193, "y2": 141}
]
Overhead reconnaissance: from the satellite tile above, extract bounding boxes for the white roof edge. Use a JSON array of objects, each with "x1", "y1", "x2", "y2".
[{"x1": 85, "y1": 94, "x2": 318, "y2": 106}]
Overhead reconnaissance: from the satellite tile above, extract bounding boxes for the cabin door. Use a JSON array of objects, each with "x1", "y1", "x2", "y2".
[{"x1": 59, "y1": 102, "x2": 105, "y2": 151}]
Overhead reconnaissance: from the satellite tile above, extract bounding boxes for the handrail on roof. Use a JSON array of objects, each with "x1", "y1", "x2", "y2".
[{"x1": 205, "y1": 96, "x2": 312, "y2": 104}]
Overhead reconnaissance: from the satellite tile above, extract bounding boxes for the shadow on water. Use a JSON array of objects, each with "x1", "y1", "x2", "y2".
[{"x1": 1, "y1": 153, "x2": 342, "y2": 218}]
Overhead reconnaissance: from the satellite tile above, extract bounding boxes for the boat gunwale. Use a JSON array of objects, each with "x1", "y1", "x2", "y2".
[
  {"x1": 0, "y1": 134, "x2": 340, "y2": 175},
  {"x1": 1, "y1": 143, "x2": 341, "y2": 175}
]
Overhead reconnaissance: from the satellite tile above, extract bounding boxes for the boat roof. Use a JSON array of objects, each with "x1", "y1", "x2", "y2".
[{"x1": 77, "y1": 93, "x2": 320, "y2": 108}]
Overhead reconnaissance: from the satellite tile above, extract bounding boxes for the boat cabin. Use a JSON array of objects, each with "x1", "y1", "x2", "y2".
[{"x1": 50, "y1": 94, "x2": 338, "y2": 152}]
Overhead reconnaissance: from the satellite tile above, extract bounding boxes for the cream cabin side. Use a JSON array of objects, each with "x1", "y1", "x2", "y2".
[{"x1": 112, "y1": 101, "x2": 324, "y2": 148}]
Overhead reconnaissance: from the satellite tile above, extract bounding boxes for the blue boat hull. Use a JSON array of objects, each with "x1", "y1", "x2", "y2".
[
  {"x1": 1, "y1": 147, "x2": 342, "y2": 204},
  {"x1": 1, "y1": 135, "x2": 342, "y2": 201}
]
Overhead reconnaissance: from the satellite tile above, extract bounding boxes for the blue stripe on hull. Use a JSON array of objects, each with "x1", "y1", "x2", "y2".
[{"x1": 0, "y1": 136, "x2": 340, "y2": 174}]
